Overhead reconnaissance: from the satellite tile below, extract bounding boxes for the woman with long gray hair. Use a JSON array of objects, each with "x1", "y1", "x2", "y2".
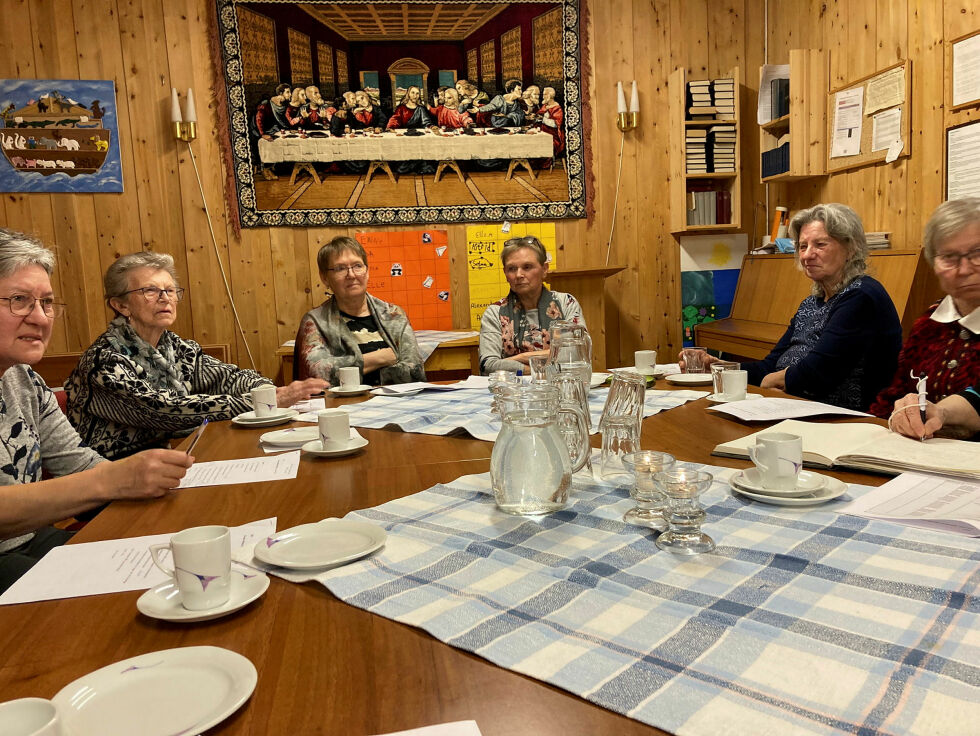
[{"x1": 66, "y1": 251, "x2": 325, "y2": 460}]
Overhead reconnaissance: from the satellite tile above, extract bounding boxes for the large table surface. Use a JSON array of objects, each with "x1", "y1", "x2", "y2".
[{"x1": 0, "y1": 385, "x2": 891, "y2": 735}]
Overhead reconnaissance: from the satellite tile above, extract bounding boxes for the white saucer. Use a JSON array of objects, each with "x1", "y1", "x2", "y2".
[
  {"x1": 51, "y1": 646, "x2": 257, "y2": 736},
  {"x1": 253, "y1": 519, "x2": 386, "y2": 569},
  {"x1": 370, "y1": 386, "x2": 423, "y2": 396},
  {"x1": 231, "y1": 408, "x2": 298, "y2": 427},
  {"x1": 590, "y1": 372, "x2": 611, "y2": 388},
  {"x1": 260, "y1": 426, "x2": 319, "y2": 447},
  {"x1": 706, "y1": 392, "x2": 763, "y2": 404},
  {"x1": 301, "y1": 433, "x2": 369, "y2": 457},
  {"x1": 731, "y1": 468, "x2": 826, "y2": 497},
  {"x1": 136, "y1": 570, "x2": 270, "y2": 622},
  {"x1": 665, "y1": 372, "x2": 713, "y2": 386},
  {"x1": 613, "y1": 365, "x2": 665, "y2": 378},
  {"x1": 329, "y1": 384, "x2": 371, "y2": 396},
  {"x1": 731, "y1": 474, "x2": 847, "y2": 506}
]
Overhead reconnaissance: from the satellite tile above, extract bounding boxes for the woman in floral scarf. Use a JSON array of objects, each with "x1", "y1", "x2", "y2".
[{"x1": 479, "y1": 236, "x2": 585, "y2": 374}]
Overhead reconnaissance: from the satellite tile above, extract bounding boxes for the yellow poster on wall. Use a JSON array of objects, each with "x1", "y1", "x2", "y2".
[{"x1": 466, "y1": 223, "x2": 557, "y2": 330}]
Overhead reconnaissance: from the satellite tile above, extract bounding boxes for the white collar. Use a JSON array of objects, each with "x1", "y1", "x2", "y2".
[{"x1": 930, "y1": 295, "x2": 980, "y2": 333}]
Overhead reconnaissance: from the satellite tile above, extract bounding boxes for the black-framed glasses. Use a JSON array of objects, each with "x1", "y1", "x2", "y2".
[
  {"x1": 934, "y1": 247, "x2": 980, "y2": 271},
  {"x1": 0, "y1": 295, "x2": 66, "y2": 318},
  {"x1": 327, "y1": 263, "x2": 366, "y2": 275},
  {"x1": 121, "y1": 286, "x2": 185, "y2": 302}
]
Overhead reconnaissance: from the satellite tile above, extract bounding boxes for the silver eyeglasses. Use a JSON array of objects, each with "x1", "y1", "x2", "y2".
[
  {"x1": 121, "y1": 286, "x2": 186, "y2": 302},
  {"x1": 327, "y1": 263, "x2": 366, "y2": 275},
  {"x1": 0, "y1": 295, "x2": 66, "y2": 318},
  {"x1": 934, "y1": 247, "x2": 980, "y2": 271}
]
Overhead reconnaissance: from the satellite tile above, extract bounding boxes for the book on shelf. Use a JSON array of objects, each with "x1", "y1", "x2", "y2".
[
  {"x1": 770, "y1": 77, "x2": 790, "y2": 119},
  {"x1": 866, "y1": 232, "x2": 891, "y2": 249},
  {"x1": 686, "y1": 128, "x2": 708, "y2": 136},
  {"x1": 712, "y1": 420, "x2": 980, "y2": 480},
  {"x1": 689, "y1": 106, "x2": 720, "y2": 115},
  {"x1": 761, "y1": 141, "x2": 790, "y2": 178}
]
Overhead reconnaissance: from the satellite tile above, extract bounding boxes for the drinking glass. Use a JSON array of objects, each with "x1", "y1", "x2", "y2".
[
  {"x1": 710, "y1": 361, "x2": 740, "y2": 395},
  {"x1": 599, "y1": 371, "x2": 646, "y2": 477},
  {"x1": 655, "y1": 469, "x2": 715, "y2": 555},
  {"x1": 528, "y1": 354, "x2": 550, "y2": 383},
  {"x1": 681, "y1": 347, "x2": 709, "y2": 373},
  {"x1": 599, "y1": 416, "x2": 640, "y2": 478},
  {"x1": 489, "y1": 370, "x2": 520, "y2": 416},
  {"x1": 621, "y1": 451, "x2": 676, "y2": 529}
]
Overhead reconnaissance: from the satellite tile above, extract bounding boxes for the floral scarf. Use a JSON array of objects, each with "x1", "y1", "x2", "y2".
[
  {"x1": 103, "y1": 316, "x2": 189, "y2": 395},
  {"x1": 498, "y1": 287, "x2": 564, "y2": 357}
]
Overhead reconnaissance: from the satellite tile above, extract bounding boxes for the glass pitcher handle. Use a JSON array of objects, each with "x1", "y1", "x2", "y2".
[{"x1": 557, "y1": 404, "x2": 590, "y2": 473}]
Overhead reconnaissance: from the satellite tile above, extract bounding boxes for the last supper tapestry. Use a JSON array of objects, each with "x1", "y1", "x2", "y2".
[{"x1": 215, "y1": 0, "x2": 587, "y2": 228}]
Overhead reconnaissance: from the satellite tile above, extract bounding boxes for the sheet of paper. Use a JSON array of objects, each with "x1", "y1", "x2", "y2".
[
  {"x1": 953, "y1": 33, "x2": 980, "y2": 107},
  {"x1": 947, "y1": 121, "x2": 980, "y2": 201},
  {"x1": 871, "y1": 107, "x2": 902, "y2": 152},
  {"x1": 372, "y1": 376, "x2": 488, "y2": 394},
  {"x1": 841, "y1": 473, "x2": 980, "y2": 536},
  {"x1": 179, "y1": 451, "x2": 300, "y2": 488},
  {"x1": 707, "y1": 397, "x2": 870, "y2": 421},
  {"x1": 372, "y1": 722, "x2": 483, "y2": 736},
  {"x1": 0, "y1": 518, "x2": 277, "y2": 605},
  {"x1": 757, "y1": 63, "x2": 790, "y2": 124},
  {"x1": 864, "y1": 66, "x2": 905, "y2": 114},
  {"x1": 830, "y1": 87, "x2": 864, "y2": 158}
]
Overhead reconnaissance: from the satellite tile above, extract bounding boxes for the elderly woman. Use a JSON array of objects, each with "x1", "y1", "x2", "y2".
[
  {"x1": 479, "y1": 235, "x2": 585, "y2": 374},
  {"x1": 295, "y1": 236, "x2": 425, "y2": 386},
  {"x1": 0, "y1": 230, "x2": 192, "y2": 591},
  {"x1": 681, "y1": 203, "x2": 902, "y2": 411},
  {"x1": 66, "y1": 252, "x2": 325, "y2": 459},
  {"x1": 871, "y1": 198, "x2": 980, "y2": 421}
]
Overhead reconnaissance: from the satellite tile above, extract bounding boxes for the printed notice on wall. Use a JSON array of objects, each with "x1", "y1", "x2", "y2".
[
  {"x1": 953, "y1": 33, "x2": 980, "y2": 107},
  {"x1": 830, "y1": 87, "x2": 864, "y2": 158},
  {"x1": 947, "y1": 121, "x2": 980, "y2": 201},
  {"x1": 864, "y1": 66, "x2": 905, "y2": 115},
  {"x1": 871, "y1": 108, "x2": 902, "y2": 152}
]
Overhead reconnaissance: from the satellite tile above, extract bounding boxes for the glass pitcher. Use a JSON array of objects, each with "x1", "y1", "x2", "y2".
[
  {"x1": 490, "y1": 384, "x2": 590, "y2": 515},
  {"x1": 547, "y1": 320, "x2": 593, "y2": 394}
]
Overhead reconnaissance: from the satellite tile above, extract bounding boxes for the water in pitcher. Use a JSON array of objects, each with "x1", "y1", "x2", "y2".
[{"x1": 491, "y1": 409, "x2": 572, "y2": 515}]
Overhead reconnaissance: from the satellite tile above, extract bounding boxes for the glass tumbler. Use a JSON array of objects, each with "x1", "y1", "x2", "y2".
[
  {"x1": 489, "y1": 370, "x2": 520, "y2": 416},
  {"x1": 710, "y1": 361, "x2": 740, "y2": 395},
  {"x1": 654, "y1": 468, "x2": 715, "y2": 555},
  {"x1": 681, "y1": 347, "x2": 709, "y2": 373},
  {"x1": 621, "y1": 451, "x2": 676, "y2": 529}
]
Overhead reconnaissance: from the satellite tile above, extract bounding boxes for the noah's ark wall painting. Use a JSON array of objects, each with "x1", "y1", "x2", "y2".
[{"x1": 0, "y1": 79, "x2": 123, "y2": 194}]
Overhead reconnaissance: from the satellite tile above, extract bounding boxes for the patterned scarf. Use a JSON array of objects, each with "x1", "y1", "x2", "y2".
[
  {"x1": 498, "y1": 287, "x2": 564, "y2": 356},
  {"x1": 103, "y1": 316, "x2": 189, "y2": 395}
]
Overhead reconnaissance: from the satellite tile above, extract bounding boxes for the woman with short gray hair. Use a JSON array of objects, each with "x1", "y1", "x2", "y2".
[
  {"x1": 680, "y1": 203, "x2": 902, "y2": 411},
  {"x1": 66, "y1": 251, "x2": 326, "y2": 459}
]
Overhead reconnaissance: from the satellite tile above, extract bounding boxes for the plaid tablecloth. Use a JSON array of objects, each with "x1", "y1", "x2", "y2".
[
  {"x1": 320, "y1": 464, "x2": 980, "y2": 736},
  {"x1": 342, "y1": 388, "x2": 708, "y2": 442}
]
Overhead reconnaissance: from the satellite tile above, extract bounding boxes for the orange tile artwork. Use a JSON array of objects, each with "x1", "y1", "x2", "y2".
[{"x1": 355, "y1": 230, "x2": 453, "y2": 331}]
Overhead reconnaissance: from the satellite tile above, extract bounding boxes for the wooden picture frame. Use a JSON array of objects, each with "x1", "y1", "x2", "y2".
[{"x1": 950, "y1": 29, "x2": 980, "y2": 111}]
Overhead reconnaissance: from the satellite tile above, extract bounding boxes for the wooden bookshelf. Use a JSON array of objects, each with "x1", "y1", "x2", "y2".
[
  {"x1": 669, "y1": 66, "x2": 741, "y2": 234},
  {"x1": 759, "y1": 49, "x2": 828, "y2": 182}
]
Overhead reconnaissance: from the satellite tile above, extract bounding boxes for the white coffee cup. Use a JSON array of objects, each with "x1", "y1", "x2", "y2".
[
  {"x1": 748, "y1": 432, "x2": 803, "y2": 490},
  {"x1": 721, "y1": 369, "x2": 748, "y2": 401},
  {"x1": 317, "y1": 408, "x2": 350, "y2": 450},
  {"x1": 251, "y1": 384, "x2": 277, "y2": 418},
  {"x1": 338, "y1": 366, "x2": 360, "y2": 388},
  {"x1": 634, "y1": 350, "x2": 658, "y2": 376},
  {"x1": 0, "y1": 698, "x2": 62, "y2": 736},
  {"x1": 149, "y1": 525, "x2": 232, "y2": 611}
]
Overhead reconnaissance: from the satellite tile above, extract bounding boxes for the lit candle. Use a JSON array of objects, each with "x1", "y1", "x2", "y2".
[
  {"x1": 170, "y1": 87, "x2": 182, "y2": 122},
  {"x1": 184, "y1": 88, "x2": 197, "y2": 123},
  {"x1": 616, "y1": 81, "x2": 627, "y2": 113},
  {"x1": 629, "y1": 80, "x2": 639, "y2": 113}
]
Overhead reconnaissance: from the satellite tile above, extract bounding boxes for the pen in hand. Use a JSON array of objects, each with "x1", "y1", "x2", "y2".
[
  {"x1": 911, "y1": 370, "x2": 928, "y2": 439},
  {"x1": 185, "y1": 418, "x2": 209, "y2": 456}
]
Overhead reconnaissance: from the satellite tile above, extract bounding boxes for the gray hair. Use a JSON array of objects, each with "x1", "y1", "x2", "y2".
[
  {"x1": 789, "y1": 203, "x2": 869, "y2": 296},
  {"x1": 922, "y1": 197, "x2": 980, "y2": 265},
  {"x1": 500, "y1": 235, "x2": 547, "y2": 267},
  {"x1": 104, "y1": 251, "x2": 179, "y2": 310},
  {"x1": 0, "y1": 228, "x2": 55, "y2": 278},
  {"x1": 317, "y1": 235, "x2": 367, "y2": 274}
]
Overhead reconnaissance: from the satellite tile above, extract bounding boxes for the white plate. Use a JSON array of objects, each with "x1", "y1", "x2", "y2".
[
  {"x1": 665, "y1": 372, "x2": 712, "y2": 386},
  {"x1": 136, "y1": 569, "x2": 269, "y2": 623},
  {"x1": 301, "y1": 434, "x2": 369, "y2": 457},
  {"x1": 329, "y1": 384, "x2": 372, "y2": 396},
  {"x1": 231, "y1": 408, "x2": 298, "y2": 427},
  {"x1": 612, "y1": 365, "x2": 666, "y2": 378},
  {"x1": 51, "y1": 646, "x2": 257, "y2": 736},
  {"x1": 731, "y1": 468, "x2": 826, "y2": 498},
  {"x1": 590, "y1": 372, "x2": 611, "y2": 388},
  {"x1": 731, "y1": 474, "x2": 848, "y2": 506},
  {"x1": 253, "y1": 519, "x2": 386, "y2": 569},
  {"x1": 706, "y1": 392, "x2": 763, "y2": 404},
  {"x1": 370, "y1": 386, "x2": 423, "y2": 396},
  {"x1": 259, "y1": 426, "x2": 319, "y2": 447}
]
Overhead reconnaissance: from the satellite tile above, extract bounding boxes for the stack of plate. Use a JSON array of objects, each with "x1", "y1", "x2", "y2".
[
  {"x1": 729, "y1": 468, "x2": 848, "y2": 506},
  {"x1": 231, "y1": 408, "x2": 298, "y2": 428}
]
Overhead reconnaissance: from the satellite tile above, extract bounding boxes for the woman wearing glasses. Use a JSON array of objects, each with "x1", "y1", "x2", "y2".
[
  {"x1": 0, "y1": 230, "x2": 193, "y2": 591},
  {"x1": 295, "y1": 236, "x2": 424, "y2": 386},
  {"x1": 66, "y1": 252, "x2": 325, "y2": 459},
  {"x1": 871, "y1": 198, "x2": 980, "y2": 423}
]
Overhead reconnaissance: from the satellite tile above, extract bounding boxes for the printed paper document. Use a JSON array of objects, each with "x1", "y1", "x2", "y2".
[
  {"x1": 842, "y1": 473, "x2": 980, "y2": 537},
  {"x1": 179, "y1": 451, "x2": 300, "y2": 487}
]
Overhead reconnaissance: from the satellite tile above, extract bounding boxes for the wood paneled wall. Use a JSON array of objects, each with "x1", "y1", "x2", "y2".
[{"x1": 0, "y1": 0, "x2": 974, "y2": 379}]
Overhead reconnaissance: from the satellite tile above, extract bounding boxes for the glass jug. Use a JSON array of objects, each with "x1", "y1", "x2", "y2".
[
  {"x1": 490, "y1": 384, "x2": 590, "y2": 515},
  {"x1": 547, "y1": 320, "x2": 593, "y2": 394}
]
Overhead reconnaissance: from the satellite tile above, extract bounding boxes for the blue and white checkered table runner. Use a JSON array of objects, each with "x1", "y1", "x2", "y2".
[
  {"x1": 342, "y1": 387, "x2": 708, "y2": 442},
  {"x1": 320, "y1": 463, "x2": 980, "y2": 735}
]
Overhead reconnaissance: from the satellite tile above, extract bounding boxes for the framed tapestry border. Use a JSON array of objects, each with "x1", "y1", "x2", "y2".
[{"x1": 214, "y1": 0, "x2": 588, "y2": 228}]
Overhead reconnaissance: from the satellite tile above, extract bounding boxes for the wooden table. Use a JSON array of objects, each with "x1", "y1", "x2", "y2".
[{"x1": 0, "y1": 386, "x2": 888, "y2": 734}]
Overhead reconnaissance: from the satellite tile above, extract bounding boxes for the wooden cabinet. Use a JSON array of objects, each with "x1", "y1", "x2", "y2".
[
  {"x1": 668, "y1": 66, "x2": 741, "y2": 234},
  {"x1": 759, "y1": 49, "x2": 828, "y2": 182}
]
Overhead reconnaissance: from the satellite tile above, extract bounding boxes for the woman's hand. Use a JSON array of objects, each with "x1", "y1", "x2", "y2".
[
  {"x1": 676, "y1": 349, "x2": 719, "y2": 372},
  {"x1": 890, "y1": 393, "x2": 945, "y2": 439},
  {"x1": 760, "y1": 369, "x2": 787, "y2": 390},
  {"x1": 362, "y1": 347, "x2": 397, "y2": 374},
  {"x1": 97, "y1": 449, "x2": 194, "y2": 500},
  {"x1": 514, "y1": 349, "x2": 550, "y2": 365},
  {"x1": 276, "y1": 378, "x2": 329, "y2": 406}
]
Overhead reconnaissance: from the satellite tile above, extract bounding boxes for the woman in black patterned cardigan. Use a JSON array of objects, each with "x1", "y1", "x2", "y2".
[{"x1": 66, "y1": 252, "x2": 325, "y2": 459}]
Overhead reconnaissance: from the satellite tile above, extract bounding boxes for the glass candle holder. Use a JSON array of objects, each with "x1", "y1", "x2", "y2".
[
  {"x1": 620, "y1": 451, "x2": 676, "y2": 529},
  {"x1": 654, "y1": 468, "x2": 715, "y2": 555}
]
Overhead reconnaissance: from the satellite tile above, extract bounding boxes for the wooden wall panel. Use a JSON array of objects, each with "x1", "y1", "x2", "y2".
[{"x1": 0, "y1": 0, "x2": 972, "y2": 379}]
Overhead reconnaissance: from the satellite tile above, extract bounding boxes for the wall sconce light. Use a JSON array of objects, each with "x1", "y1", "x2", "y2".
[
  {"x1": 171, "y1": 87, "x2": 197, "y2": 142},
  {"x1": 616, "y1": 80, "x2": 639, "y2": 132}
]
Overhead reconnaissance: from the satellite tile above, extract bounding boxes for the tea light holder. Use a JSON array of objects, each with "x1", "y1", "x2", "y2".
[
  {"x1": 654, "y1": 468, "x2": 715, "y2": 554},
  {"x1": 621, "y1": 451, "x2": 676, "y2": 529}
]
